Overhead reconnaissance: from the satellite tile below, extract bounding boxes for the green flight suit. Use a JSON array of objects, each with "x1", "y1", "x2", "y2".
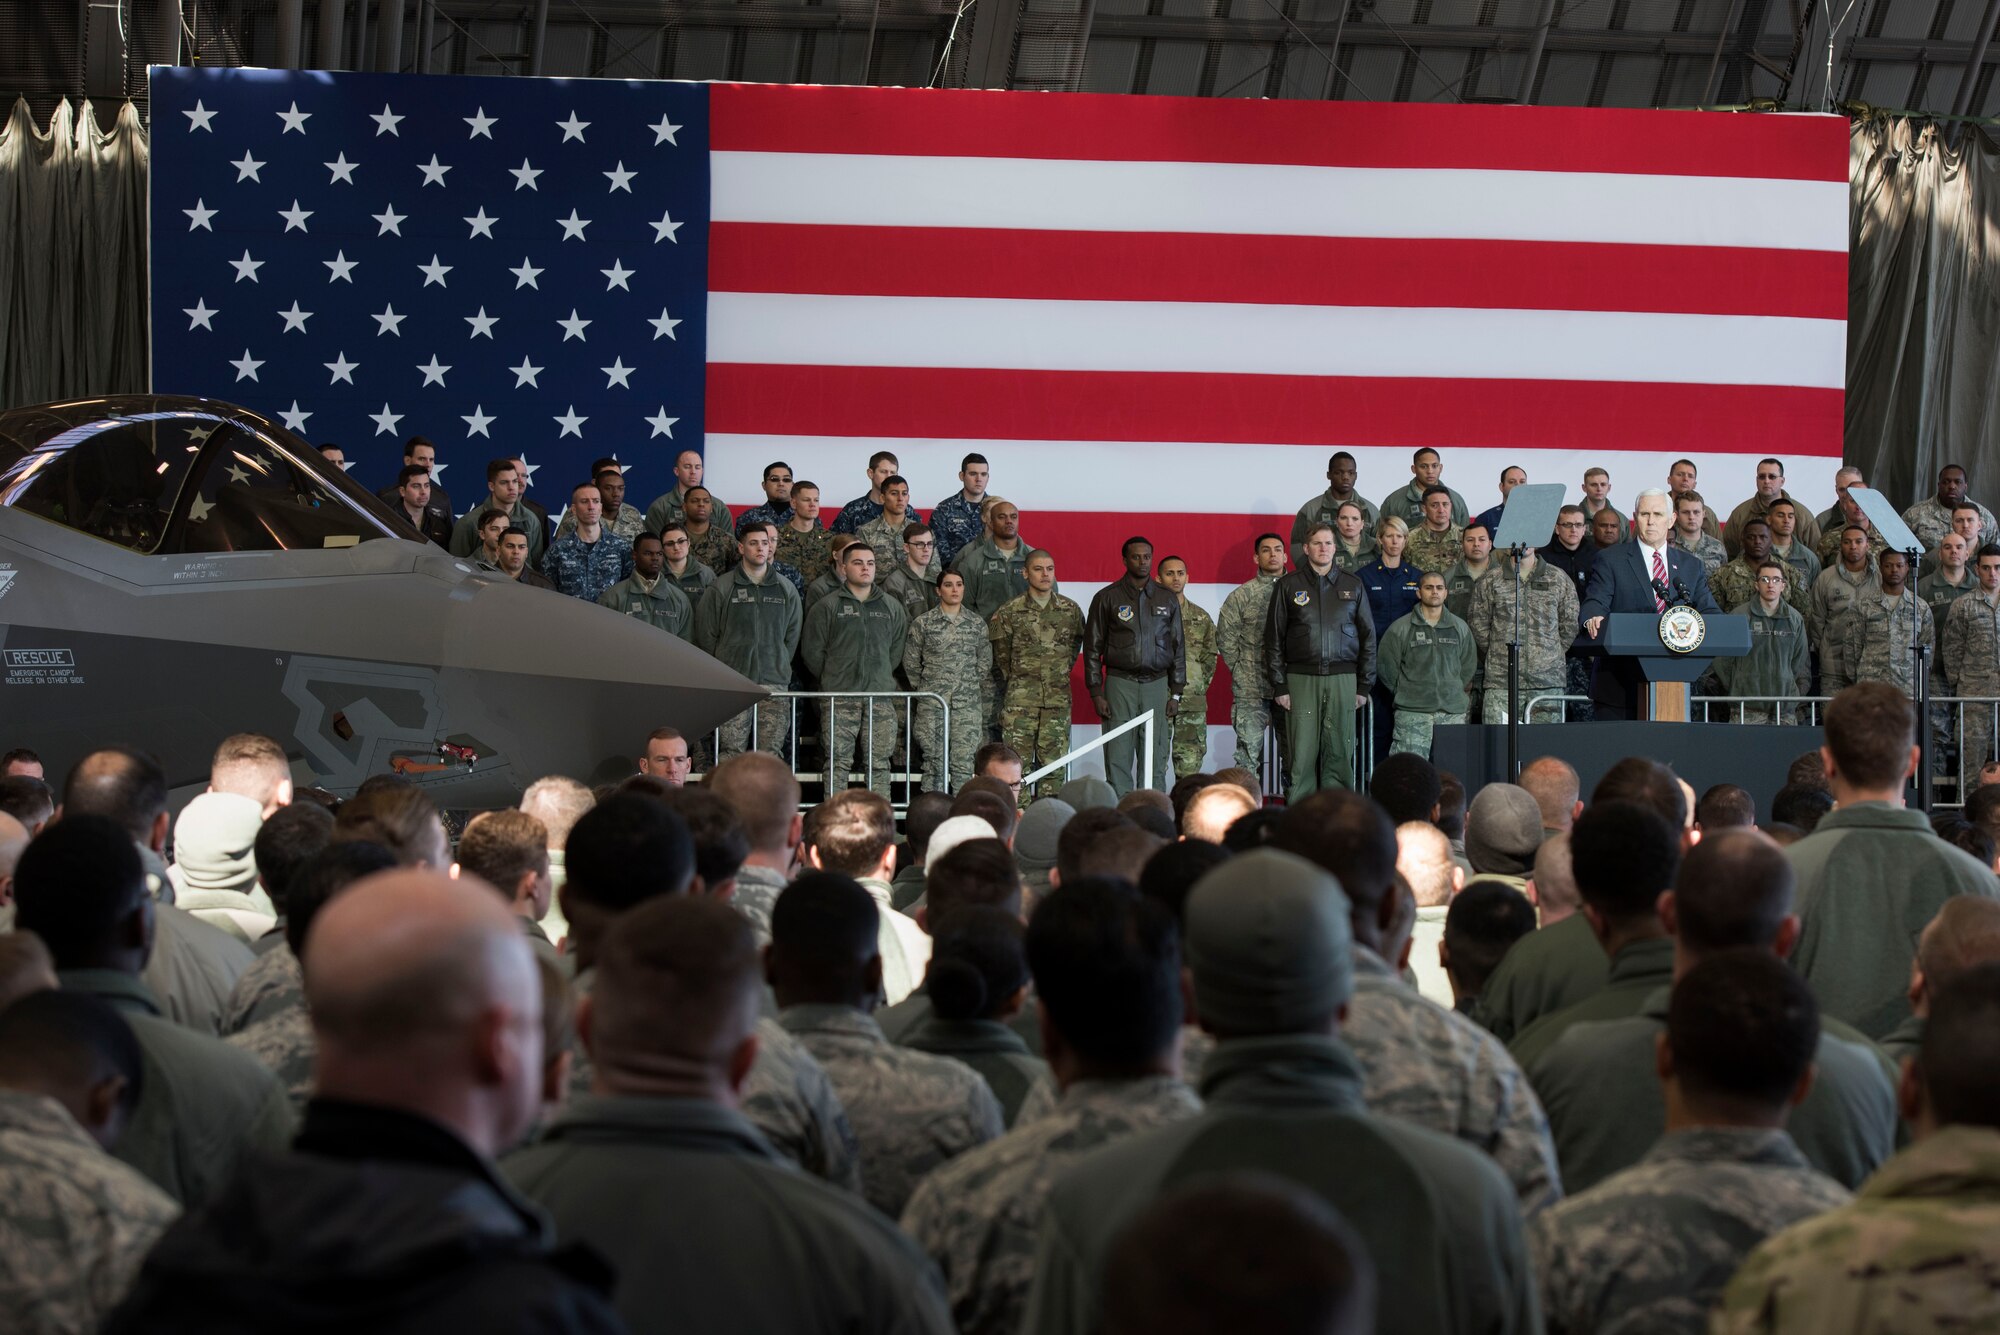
[
  {"x1": 1507, "y1": 936, "x2": 1675, "y2": 1072},
  {"x1": 1470, "y1": 912, "x2": 1609, "y2": 1044}
]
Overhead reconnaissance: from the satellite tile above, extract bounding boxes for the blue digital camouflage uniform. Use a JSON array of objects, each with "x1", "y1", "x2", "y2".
[
  {"x1": 540, "y1": 530, "x2": 634, "y2": 603},
  {"x1": 832, "y1": 494, "x2": 884, "y2": 535},
  {"x1": 930, "y1": 492, "x2": 986, "y2": 571}
]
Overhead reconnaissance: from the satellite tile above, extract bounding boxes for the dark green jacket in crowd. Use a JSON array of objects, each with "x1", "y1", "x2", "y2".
[
  {"x1": 1470, "y1": 912, "x2": 1609, "y2": 1044},
  {"x1": 663, "y1": 557, "x2": 715, "y2": 606},
  {"x1": 1712, "y1": 600, "x2": 1810, "y2": 700},
  {"x1": 1788, "y1": 802, "x2": 2000, "y2": 1040},
  {"x1": 597, "y1": 573, "x2": 694, "y2": 640},
  {"x1": 1507, "y1": 937, "x2": 1675, "y2": 1072},
  {"x1": 505, "y1": 1095, "x2": 954, "y2": 1335},
  {"x1": 1022, "y1": 1032, "x2": 1540, "y2": 1335},
  {"x1": 1528, "y1": 984, "x2": 1899, "y2": 1193},
  {"x1": 902, "y1": 1015, "x2": 1053, "y2": 1129},
  {"x1": 693, "y1": 566, "x2": 803, "y2": 689},
  {"x1": 1376, "y1": 607, "x2": 1478, "y2": 714},
  {"x1": 802, "y1": 585, "x2": 908, "y2": 693},
  {"x1": 952, "y1": 538, "x2": 1031, "y2": 621}
]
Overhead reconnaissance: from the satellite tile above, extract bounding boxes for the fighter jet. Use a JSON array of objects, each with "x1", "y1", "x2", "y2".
[{"x1": 0, "y1": 395, "x2": 765, "y2": 808}]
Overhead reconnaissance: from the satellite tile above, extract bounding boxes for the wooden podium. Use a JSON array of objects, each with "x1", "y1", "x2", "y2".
[{"x1": 1598, "y1": 612, "x2": 1752, "y2": 722}]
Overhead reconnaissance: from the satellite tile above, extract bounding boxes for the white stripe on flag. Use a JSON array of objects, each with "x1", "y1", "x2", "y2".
[
  {"x1": 706, "y1": 293, "x2": 1845, "y2": 389},
  {"x1": 710, "y1": 152, "x2": 1850, "y2": 252}
]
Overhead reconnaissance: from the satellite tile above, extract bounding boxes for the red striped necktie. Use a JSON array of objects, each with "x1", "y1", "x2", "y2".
[{"x1": 1651, "y1": 549, "x2": 1668, "y2": 612}]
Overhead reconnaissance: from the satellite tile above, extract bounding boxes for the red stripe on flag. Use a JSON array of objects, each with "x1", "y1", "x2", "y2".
[
  {"x1": 1031, "y1": 513, "x2": 1281, "y2": 586},
  {"x1": 710, "y1": 84, "x2": 1848, "y2": 182},
  {"x1": 705, "y1": 365, "x2": 1846, "y2": 457},
  {"x1": 709, "y1": 225, "x2": 1847, "y2": 321}
]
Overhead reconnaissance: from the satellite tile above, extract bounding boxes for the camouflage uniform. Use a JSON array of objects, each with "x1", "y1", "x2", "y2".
[
  {"x1": 899, "y1": 1076, "x2": 1201, "y2": 1335},
  {"x1": 1725, "y1": 491, "x2": 1822, "y2": 560},
  {"x1": 1469, "y1": 560, "x2": 1579, "y2": 723},
  {"x1": 1714, "y1": 1125, "x2": 2000, "y2": 1335},
  {"x1": 1814, "y1": 522, "x2": 1889, "y2": 571},
  {"x1": 1291, "y1": 488, "x2": 1380, "y2": 564},
  {"x1": 1445, "y1": 560, "x2": 1493, "y2": 718},
  {"x1": 778, "y1": 1003, "x2": 1003, "y2": 1220},
  {"x1": 1172, "y1": 597, "x2": 1218, "y2": 778},
  {"x1": 226, "y1": 1007, "x2": 316, "y2": 1114},
  {"x1": 1376, "y1": 608, "x2": 1478, "y2": 759},
  {"x1": 732, "y1": 499, "x2": 792, "y2": 537},
  {"x1": 1821, "y1": 587, "x2": 1934, "y2": 696},
  {"x1": 596, "y1": 573, "x2": 693, "y2": 640},
  {"x1": 1531, "y1": 1128, "x2": 1850, "y2": 1335},
  {"x1": 686, "y1": 523, "x2": 736, "y2": 578},
  {"x1": 929, "y1": 492, "x2": 987, "y2": 571},
  {"x1": 1944, "y1": 589, "x2": 2000, "y2": 793},
  {"x1": 1810, "y1": 560, "x2": 1876, "y2": 645},
  {"x1": 1218, "y1": 572, "x2": 1284, "y2": 773},
  {"x1": 555, "y1": 502, "x2": 646, "y2": 543},
  {"x1": 1918, "y1": 570, "x2": 1974, "y2": 762},
  {"x1": 1407, "y1": 524, "x2": 1464, "y2": 576},
  {"x1": 0, "y1": 1090, "x2": 180, "y2": 1334},
  {"x1": 774, "y1": 523, "x2": 834, "y2": 589},
  {"x1": 1673, "y1": 528, "x2": 1729, "y2": 576},
  {"x1": 1347, "y1": 949, "x2": 1562, "y2": 1213},
  {"x1": 1904, "y1": 495, "x2": 1999, "y2": 552},
  {"x1": 989, "y1": 591, "x2": 1084, "y2": 799},
  {"x1": 832, "y1": 493, "x2": 884, "y2": 536},
  {"x1": 905, "y1": 605, "x2": 993, "y2": 793},
  {"x1": 219, "y1": 944, "x2": 300, "y2": 1036},
  {"x1": 729, "y1": 863, "x2": 785, "y2": 946},
  {"x1": 1710, "y1": 556, "x2": 1810, "y2": 617},
  {"x1": 539, "y1": 530, "x2": 633, "y2": 603},
  {"x1": 856, "y1": 514, "x2": 935, "y2": 577}
]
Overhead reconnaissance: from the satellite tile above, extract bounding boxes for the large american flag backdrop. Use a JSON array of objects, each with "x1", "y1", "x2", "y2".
[{"x1": 148, "y1": 67, "x2": 1848, "y2": 749}]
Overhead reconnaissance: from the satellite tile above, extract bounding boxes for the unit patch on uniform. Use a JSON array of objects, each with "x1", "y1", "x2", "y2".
[
  {"x1": 1116, "y1": 605, "x2": 1134, "y2": 622},
  {"x1": 1293, "y1": 591, "x2": 1311, "y2": 605}
]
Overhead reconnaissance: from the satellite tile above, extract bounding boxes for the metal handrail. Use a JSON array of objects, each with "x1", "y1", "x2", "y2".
[
  {"x1": 1023, "y1": 710, "x2": 1154, "y2": 787},
  {"x1": 1692, "y1": 695, "x2": 1831, "y2": 725},
  {"x1": 1521, "y1": 692, "x2": 1585, "y2": 724},
  {"x1": 702, "y1": 688, "x2": 950, "y2": 813}
]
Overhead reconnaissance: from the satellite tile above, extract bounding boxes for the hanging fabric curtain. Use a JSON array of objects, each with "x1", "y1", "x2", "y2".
[{"x1": 0, "y1": 97, "x2": 150, "y2": 410}]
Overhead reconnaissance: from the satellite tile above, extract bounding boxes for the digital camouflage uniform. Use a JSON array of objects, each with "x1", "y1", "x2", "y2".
[
  {"x1": 1945, "y1": 589, "x2": 2000, "y2": 792},
  {"x1": 1714, "y1": 1125, "x2": 2000, "y2": 1335},
  {"x1": 555, "y1": 502, "x2": 646, "y2": 544},
  {"x1": 0, "y1": 1091, "x2": 180, "y2": 1335},
  {"x1": 856, "y1": 514, "x2": 934, "y2": 577},
  {"x1": 1814, "y1": 521, "x2": 1890, "y2": 571},
  {"x1": 1445, "y1": 560, "x2": 1493, "y2": 718},
  {"x1": 685, "y1": 523, "x2": 736, "y2": 579},
  {"x1": 1376, "y1": 608, "x2": 1478, "y2": 759},
  {"x1": 1346, "y1": 949, "x2": 1562, "y2": 1213},
  {"x1": 596, "y1": 573, "x2": 693, "y2": 640},
  {"x1": 803, "y1": 586, "x2": 909, "y2": 798},
  {"x1": 905, "y1": 605, "x2": 993, "y2": 793},
  {"x1": 1530, "y1": 1128, "x2": 1850, "y2": 1335},
  {"x1": 1821, "y1": 586, "x2": 1933, "y2": 696},
  {"x1": 1904, "y1": 494, "x2": 1999, "y2": 552},
  {"x1": 1918, "y1": 569, "x2": 1974, "y2": 760},
  {"x1": 1469, "y1": 560, "x2": 1579, "y2": 723},
  {"x1": 1710, "y1": 555, "x2": 1811, "y2": 618},
  {"x1": 774, "y1": 524, "x2": 834, "y2": 589},
  {"x1": 778, "y1": 1004, "x2": 1003, "y2": 1220},
  {"x1": 225, "y1": 1007, "x2": 316, "y2": 1115},
  {"x1": 220, "y1": 944, "x2": 301, "y2": 1036},
  {"x1": 929, "y1": 492, "x2": 986, "y2": 571},
  {"x1": 1406, "y1": 524, "x2": 1464, "y2": 576},
  {"x1": 693, "y1": 567, "x2": 803, "y2": 759},
  {"x1": 1810, "y1": 560, "x2": 1875, "y2": 644},
  {"x1": 989, "y1": 590, "x2": 1084, "y2": 798},
  {"x1": 1218, "y1": 571, "x2": 1285, "y2": 774},
  {"x1": 831, "y1": 493, "x2": 884, "y2": 536},
  {"x1": 1672, "y1": 528, "x2": 1729, "y2": 576},
  {"x1": 732, "y1": 500, "x2": 792, "y2": 537},
  {"x1": 729, "y1": 863, "x2": 785, "y2": 947},
  {"x1": 1726, "y1": 491, "x2": 1822, "y2": 560},
  {"x1": 1173, "y1": 597, "x2": 1218, "y2": 778},
  {"x1": 899, "y1": 1076, "x2": 1201, "y2": 1335}
]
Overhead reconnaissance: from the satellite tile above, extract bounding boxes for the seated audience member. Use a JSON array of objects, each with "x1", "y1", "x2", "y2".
[
  {"x1": 455, "y1": 811, "x2": 555, "y2": 964},
  {"x1": 0, "y1": 990, "x2": 180, "y2": 1333},
  {"x1": 0, "y1": 774, "x2": 54, "y2": 834},
  {"x1": 0, "y1": 930, "x2": 56, "y2": 1009},
  {"x1": 1519, "y1": 757, "x2": 1582, "y2": 837},
  {"x1": 504, "y1": 896, "x2": 954, "y2": 1335},
  {"x1": 1443, "y1": 881, "x2": 1538, "y2": 1015},
  {"x1": 1770, "y1": 782, "x2": 1834, "y2": 834},
  {"x1": 1122, "y1": 801, "x2": 1178, "y2": 842},
  {"x1": 63, "y1": 748, "x2": 253, "y2": 1035},
  {"x1": 225, "y1": 842, "x2": 401, "y2": 1111},
  {"x1": 1882, "y1": 895, "x2": 2000, "y2": 1067},
  {"x1": 1101, "y1": 1177, "x2": 1376, "y2": 1335},
  {"x1": 0, "y1": 811, "x2": 26, "y2": 932},
  {"x1": 1180, "y1": 783, "x2": 1257, "y2": 844},
  {"x1": 105, "y1": 871, "x2": 624, "y2": 1332},
  {"x1": 1715, "y1": 963, "x2": 2000, "y2": 1332},
  {"x1": 1138, "y1": 839, "x2": 1232, "y2": 925},
  {"x1": 1212, "y1": 766, "x2": 1264, "y2": 805},
  {"x1": 1509, "y1": 803, "x2": 1681, "y2": 1070},
  {"x1": 771, "y1": 873, "x2": 1002, "y2": 1218},
  {"x1": 247, "y1": 802, "x2": 334, "y2": 956},
  {"x1": 901, "y1": 908, "x2": 1053, "y2": 1126},
  {"x1": 332, "y1": 783, "x2": 449, "y2": 869},
  {"x1": 894, "y1": 791, "x2": 955, "y2": 911},
  {"x1": 1059, "y1": 818, "x2": 1165, "y2": 889},
  {"x1": 1011, "y1": 797, "x2": 1074, "y2": 900},
  {"x1": 1023, "y1": 848, "x2": 1538, "y2": 1335},
  {"x1": 1530, "y1": 952, "x2": 1851, "y2": 1334},
  {"x1": 1, "y1": 748, "x2": 43, "y2": 779},
  {"x1": 1463, "y1": 783, "x2": 1542, "y2": 889},
  {"x1": 706, "y1": 752, "x2": 801, "y2": 944},
  {"x1": 14, "y1": 817, "x2": 292, "y2": 1208},
  {"x1": 206, "y1": 732, "x2": 294, "y2": 817},
  {"x1": 882, "y1": 839, "x2": 1029, "y2": 1042},
  {"x1": 651, "y1": 788, "x2": 751, "y2": 904},
  {"x1": 1939, "y1": 818, "x2": 2000, "y2": 872},
  {"x1": 1696, "y1": 783, "x2": 1757, "y2": 833},
  {"x1": 166, "y1": 793, "x2": 273, "y2": 944},
  {"x1": 1532, "y1": 833, "x2": 1580, "y2": 925},
  {"x1": 1222, "y1": 807, "x2": 1282, "y2": 852},
  {"x1": 973, "y1": 742, "x2": 1025, "y2": 800},
  {"x1": 560, "y1": 795, "x2": 859, "y2": 1192},
  {"x1": 1368, "y1": 753, "x2": 1442, "y2": 825},
  {"x1": 1272, "y1": 792, "x2": 1560, "y2": 1212},
  {"x1": 222, "y1": 843, "x2": 395, "y2": 1037},
  {"x1": 1437, "y1": 770, "x2": 1471, "y2": 872},
  {"x1": 1527, "y1": 830, "x2": 1896, "y2": 1194},
  {"x1": 950, "y1": 788, "x2": 1020, "y2": 845},
  {"x1": 806, "y1": 789, "x2": 932, "y2": 1006},
  {"x1": 1057, "y1": 776, "x2": 1117, "y2": 812},
  {"x1": 635, "y1": 728, "x2": 692, "y2": 786},
  {"x1": 1396, "y1": 821, "x2": 1463, "y2": 1007},
  {"x1": 1789, "y1": 683, "x2": 1999, "y2": 1040}
]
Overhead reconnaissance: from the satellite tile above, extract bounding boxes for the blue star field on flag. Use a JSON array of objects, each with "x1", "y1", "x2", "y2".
[{"x1": 148, "y1": 67, "x2": 709, "y2": 505}]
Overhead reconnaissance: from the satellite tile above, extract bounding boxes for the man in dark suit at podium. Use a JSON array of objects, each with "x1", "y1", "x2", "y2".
[{"x1": 1580, "y1": 488, "x2": 1719, "y2": 719}]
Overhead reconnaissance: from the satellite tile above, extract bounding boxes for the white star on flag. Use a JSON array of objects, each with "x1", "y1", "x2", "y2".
[
  {"x1": 557, "y1": 310, "x2": 590, "y2": 341},
  {"x1": 184, "y1": 199, "x2": 217, "y2": 231},
  {"x1": 516, "y1": 455, "x2": 540, "y2": 487},
  {"x1": 373, "y1": 304, "x2": 406, "y2": 336},
  {"x1": 418, "y1": 255, "x2": 453, "y2": 287},
  {"x1": 510, "y1": 159, "x2": 543, "y2": 191},
  {"x1": 230, "y1": 151, "x2": 263, "y2": 182},
  {"x1": 510, "y1": 357, "x2": 543, "y2": 388},
  {"x1": 417, "y1": 355, "x2": 452, "y2": 387},
  {"x1": 510, "y1": 258, "x2": 542, "y2": 289},
  {"x1": 604, "y1": 162, "x2": 636, "y2": 193},
  {"x1": 418, "y1": 155, "x2": 452, "y2": 187},
  {"x1": 557, "y1": 112, "x2": 590, "y2": 142},
  {"x1": 554, "y1": 406, "x2": 588, "y2": 437},
  {"x1": 372, "y1": 404, "x2": 405, "y2": 434},
  {"x1": 646, "y1": 409, "x2": 678, "y2": 438},
  {"x1": 465, "y1": 307, "x2": 499, "y2": 338},
  {"x1": 278, "y1": 301, "x2": 313, "y2": 333},
  {"x1": 465, "y1": 108, "x2": 498, "y2": 139},
  {"x1": 371, "y1": 104, "x2": 405, "y2": 136},
  {"x1": 279, "y1": 401, "x2": 313, "y2": 433},
  {"x1": 184, "y1": 100, "x2": 217, "y2": 131},
  {"x1": 558, "y1": 210, "x2": 590, "y2": 241},
  {"x1": 230, "y1": 250, "x2": 264, "y2": 282},
  {"x1": 461, "y1": 405, "x2": 496, "y2": 437},
  {"x1": 230, "y1": 349, "x2": 264, "y2": 381},
  {"x1": 324, "y1": 250, "x2": 358, "y2": 282},
  {"x1": 373, "y1": 204, "x2": 406, "y2": 236},
  {"x1": 278, "y1": 200, "x2": 313, "y2": 232},
  {"x1": 464, "y1": 207, "x2": 497, "y2": 239},
  {"x1": 325, "y1": 352, "x2": 359, "y2": 384},
  {"x1": 651, "y1": 211, "x2": 682, "y2": 243},
  {"x1": 648, "y1": 307, "x2": 681, "y2": 339},
  {"x1": 184, "y1": 299, "x2": 217, "y2": 330},
  {"x1": 277, "y1": 102, "x2": 311, "y2": 134},
  {"x1": 649, "y1": 115, "x2": 681, "y2": 146},
  {"x1": 601, "y1": 260, "x2": 634, "y2": 291},
  {"x1": 325, "y1": 152, "x2": 359, "y2": 184},
  {"x1": 601, "y1": 358, "x2": 633, "y2": 388}
]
